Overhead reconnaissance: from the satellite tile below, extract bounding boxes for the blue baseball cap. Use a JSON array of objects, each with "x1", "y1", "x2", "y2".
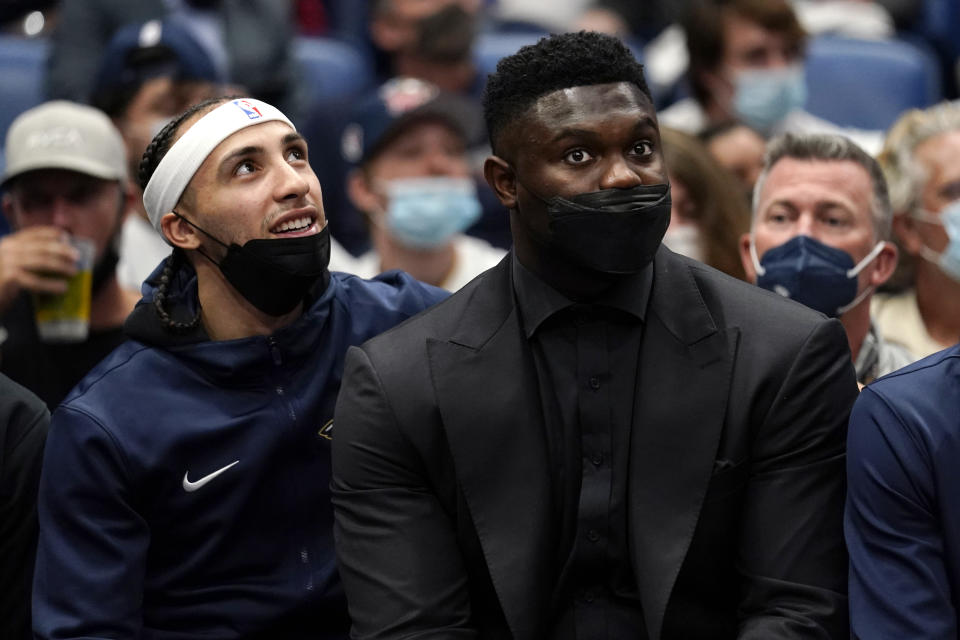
[
  {"x1": 340, "y1": 77, "x2": 483, "y2": 165},
  {"x1": 92, "y1": 19, "x2": 223, "y2": 102}
]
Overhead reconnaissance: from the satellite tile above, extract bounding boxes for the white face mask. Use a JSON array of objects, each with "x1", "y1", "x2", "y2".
[
  {"x1": 378, "y1": 176, "x2": 482, "y2": 250},
  {"x1": 911, "y1": 200, "x2": 960, "y2": 282},
  {"x1": 732, "y1": 64, "x2": 807, "y2": 132},
  {"x1": 662, "y1": 223, "x2": 703, "y2": 262}
]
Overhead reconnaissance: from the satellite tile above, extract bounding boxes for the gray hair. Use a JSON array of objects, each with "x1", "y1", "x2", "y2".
[
  {"x1": 877, "y1": 101, "x2": 960, "y2": 216},
  {"x1": 752, "y1": 132, "x2": 893, "y2": 240}
]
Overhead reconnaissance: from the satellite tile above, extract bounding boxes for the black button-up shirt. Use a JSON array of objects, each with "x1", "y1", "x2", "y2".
[{"x1": 512, "y1": 255, "x2": 651, "y2": 639}]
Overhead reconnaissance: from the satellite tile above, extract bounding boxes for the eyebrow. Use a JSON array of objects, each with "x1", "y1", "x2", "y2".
[
  {"x1": 217, "y1": 132, "x2": 307, "y2": 171},
  {"x1": 547, "y1": 116, "x2": 658, "y2": 145},
  {"x1": 283, "y1": 132, "x2": 305, "y2": 146},
  {"x1": 219, "y1": 145, "x2": 262, "y2": 170}
]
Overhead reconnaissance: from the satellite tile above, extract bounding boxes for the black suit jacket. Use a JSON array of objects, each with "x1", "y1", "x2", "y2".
[{"x1": 332, "y1": 248, "x2": 856, "y2": 639}]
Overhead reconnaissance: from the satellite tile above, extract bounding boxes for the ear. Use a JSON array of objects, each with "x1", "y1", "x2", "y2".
[
  {"x1": 483, "y1": 155, "x2": 517, "y2": 210},
  {"x1": 346, "y1": 169, "x2": 383, "y2": 218},
  {"x1": 869, "y1": 241, "x2": 899, "y2": 287},
  {"x1": 738, "y1": 232, "x2": 757, "y2": 283},
  {"x1": 160, "y1": 212, "x2": 201, "y2": 250},
  {"x1": 892, "y1": 212, "x2": 923, "y2": 256}
]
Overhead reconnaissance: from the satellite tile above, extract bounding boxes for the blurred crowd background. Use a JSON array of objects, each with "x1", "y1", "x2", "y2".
[{"x1": 0, "y1": 0, "x2": 956, "y2": 258}]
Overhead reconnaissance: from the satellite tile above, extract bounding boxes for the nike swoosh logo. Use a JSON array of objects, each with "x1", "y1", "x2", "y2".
[{"x1": 182, "y1": 460, "x2": 239, "y2": 492}]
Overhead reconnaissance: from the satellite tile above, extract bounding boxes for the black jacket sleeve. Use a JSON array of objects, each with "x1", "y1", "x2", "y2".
[{"x1": 0, "y1": 374, "x2": 50, "y2": 640}]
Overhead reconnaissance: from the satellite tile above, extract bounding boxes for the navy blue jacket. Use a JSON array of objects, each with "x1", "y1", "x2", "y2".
[
  {"x1": 33, "y1": 262, "x2": 447, "y2": 639},
  {"x1": 846, "y1": 343, "x2": 960, "y2": 639}
]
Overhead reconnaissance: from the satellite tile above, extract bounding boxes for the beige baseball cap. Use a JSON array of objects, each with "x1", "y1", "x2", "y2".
[{"x1": 2, "y1": 100, "x2": 127, "y2": 186}]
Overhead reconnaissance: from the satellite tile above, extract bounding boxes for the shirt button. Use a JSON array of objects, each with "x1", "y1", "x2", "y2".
[
  {"x1": 591, "y1": 453, "x2": 603, "y2": 467},
  {"x1": 589, "y1": 376, "x2": 600, "y2": 390},
  {"x1": 587, "y1": 529, "x2": 600, "y2": 543}
]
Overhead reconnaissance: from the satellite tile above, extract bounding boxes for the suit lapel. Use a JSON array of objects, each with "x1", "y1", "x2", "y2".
[
  {"x1": 630, "y1": 250, "x2": 738, "y2": 640},
  {"x1": 427, "y1": 259, "x2": 553, "y2": 640}
]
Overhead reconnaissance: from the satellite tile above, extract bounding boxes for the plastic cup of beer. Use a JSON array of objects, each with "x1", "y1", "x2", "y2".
[{"x1": 32, "y1": 236, "x2": 95, "y2": 342}]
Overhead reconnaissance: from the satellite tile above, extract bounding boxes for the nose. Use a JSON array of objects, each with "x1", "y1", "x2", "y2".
[
  {"x1": 796, "y1": 214, "x2": 815, "y2": 236},
  {"x1": 275, "y1": 161, "x2": 311, "y2": 201},
  {"x1": 598, "y1": 156, "x2": 643, "y2": 190},
  {"x1": 425, "y1": 146, "x2": 457, "y2": 176},
  {"x1": 49, "y1": 195, "x2": 75, "y2": 231},
  {"x1": 767, "y1": 46, "x2": 794, "y2": 69}
]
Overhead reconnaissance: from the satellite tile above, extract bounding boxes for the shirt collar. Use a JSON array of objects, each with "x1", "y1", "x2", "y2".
[{"x1": 512, "y1": 252, "x2": 652, "y2": 339}]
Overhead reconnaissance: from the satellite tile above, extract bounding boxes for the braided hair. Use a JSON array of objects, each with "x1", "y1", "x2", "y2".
[{"x1": 138, "y1": 95, "x2": 235, "y2": 333}]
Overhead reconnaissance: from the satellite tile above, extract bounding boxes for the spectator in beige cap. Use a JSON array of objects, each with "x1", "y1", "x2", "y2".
[{"x1": 0, "y1": 101, "x2": 139, "y2": 409}]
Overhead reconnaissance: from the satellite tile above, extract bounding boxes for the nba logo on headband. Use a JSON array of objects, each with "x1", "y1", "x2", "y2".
[{"x1": 233, "y1": 100, "x2": 263, "y2": 120}]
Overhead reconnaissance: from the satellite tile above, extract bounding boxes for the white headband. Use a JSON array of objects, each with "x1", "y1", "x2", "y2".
[{"x1": 142, "y1": 98, "x2": 295, "y2": 232}]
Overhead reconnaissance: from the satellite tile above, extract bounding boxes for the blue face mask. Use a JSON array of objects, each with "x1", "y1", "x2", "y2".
[
  {"x1": 913, "y1": 199, "x2": 960, "y2": 282},
  {"x1": 750, "y1": 234, "x2": 885, "y2": 317},
  {"x1": 383, "y1": 176, "x2": 482, "y2": 249},
  {"x1": 733, "y1": 65, "x2": 807, "y2": 132}
]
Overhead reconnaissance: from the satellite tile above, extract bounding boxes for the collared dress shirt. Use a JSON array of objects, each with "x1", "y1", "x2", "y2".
[{"x1": 512, "y1": 255, "x2": 652, "y2": 639}]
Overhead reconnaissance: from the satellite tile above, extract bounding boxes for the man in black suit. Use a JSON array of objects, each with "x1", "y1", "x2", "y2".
[{"x1": 332, "y1": 31, "x2": 856, "y2": 639}]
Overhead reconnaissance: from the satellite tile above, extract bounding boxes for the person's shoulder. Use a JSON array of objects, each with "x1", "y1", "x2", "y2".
[
  {"x1": 856, "y1": 344, "x2": 960, "y2": 449},
  {"x1": 330, "y1": 269, "x2": 449, "y2": 312},
  {"x1": 325, "y1": 269, "x2": 451, "y2": 343},
  {"x1": 868, "y1": 344, "x2": 960, "y2": 400},
  {"x1": 674, "y1": 251, "x2": 828, "y2": 334},
  {"x1": 359, "y1": 262, "x2": 504, "y2": 352},
  {"x1": 58, "y1": 340, "x2": 157, "y2": 413},
  {"x1": 0, "y1": 373, "x2": 48, "y2": 448}
]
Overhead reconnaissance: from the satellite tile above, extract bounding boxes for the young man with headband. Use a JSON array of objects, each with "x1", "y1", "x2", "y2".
[{"x1": 31, "y1": 96, "x2": 447, "y2": 639}]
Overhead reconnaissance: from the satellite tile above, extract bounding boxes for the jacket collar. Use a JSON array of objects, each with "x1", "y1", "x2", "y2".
[{"x1": 124, "y1": 254, "x2": 335, "y2": 383}]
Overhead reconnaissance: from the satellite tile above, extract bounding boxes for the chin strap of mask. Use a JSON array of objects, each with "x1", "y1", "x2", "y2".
[{"x1": 171, "y1": 211, "x2": 230, "y2": 267}]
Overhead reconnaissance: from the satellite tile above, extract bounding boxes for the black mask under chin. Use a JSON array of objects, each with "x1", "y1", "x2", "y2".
[
  {"x1": 177, "y1": 213, "x2": 331, "y2": 316},
  {"x1": 524, "y1": 182, "x2": 672, "y2": 275}
]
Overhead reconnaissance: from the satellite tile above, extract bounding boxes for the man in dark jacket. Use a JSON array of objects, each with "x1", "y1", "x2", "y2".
[
  {"x1": 32, "y1": 96, "x2": 447, "y2": 639},
  {"x1": 0, "y1": 374, "x2": 48, "y2": 640},
  {"x1": 332, "y1": 31, "x2": 856, "y2": 639}
]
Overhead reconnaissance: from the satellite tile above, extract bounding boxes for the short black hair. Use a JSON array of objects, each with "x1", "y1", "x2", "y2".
[{"x1": 482, "y1": 31, "x2": 651, "y2": 155}]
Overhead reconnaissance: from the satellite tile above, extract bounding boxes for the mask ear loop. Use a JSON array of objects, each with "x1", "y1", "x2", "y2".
[
  {"x1": 837, "y1": 240, "x2": 887, "y2": 315},
  {"x1": 749, "y1": 233, "x2": 766, "y2": 276},
  {"x1": 846, "y1": 240, "x2": 886, "y2": 278},
  {"x1": 910, "y1": 208, "x2": 954, "y2": 268},
  {"x1": 172, "y1": 210, "x2": 232, "y2": 268}
]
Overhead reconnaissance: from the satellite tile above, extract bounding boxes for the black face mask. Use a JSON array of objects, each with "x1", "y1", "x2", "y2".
[
  {"x1": 176, "y1": 213, "x2": 331, "y2": 316},
  {"x1": 522, "y1": 182, "x2": 672, "y2": 275}
]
